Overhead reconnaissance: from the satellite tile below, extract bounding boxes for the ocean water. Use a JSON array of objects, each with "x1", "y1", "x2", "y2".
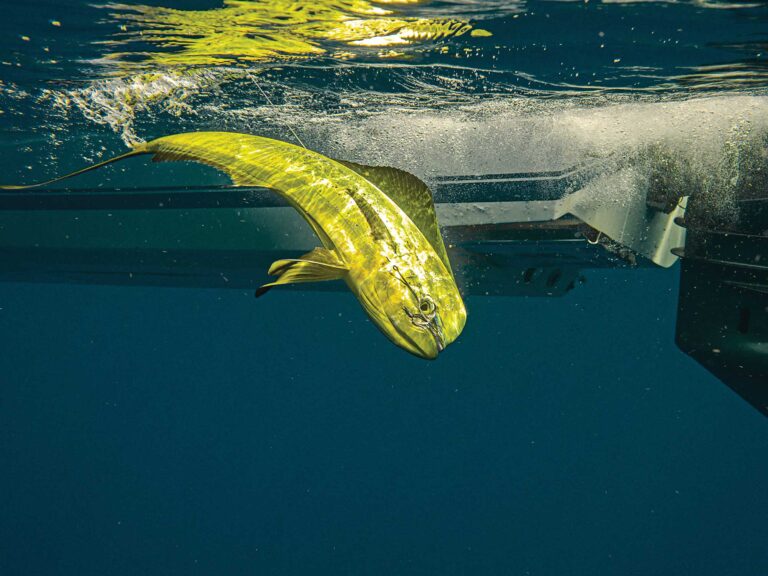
[{"x1": 1, "y1": 1, "x2": 767, "y2": 575}]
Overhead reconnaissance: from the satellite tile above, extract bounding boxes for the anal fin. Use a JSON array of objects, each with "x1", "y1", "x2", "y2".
[{"x1": 255, "y1": 248, "x2": 347, "y2": 297}]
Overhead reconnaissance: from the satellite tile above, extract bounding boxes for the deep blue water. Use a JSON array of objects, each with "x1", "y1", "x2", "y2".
[
  {"x1": 3, "y1": 272, "x2": 766, "y2": 575},
  {"x1": 1, "y1": 0, "x2": 767, "y2": 574}
]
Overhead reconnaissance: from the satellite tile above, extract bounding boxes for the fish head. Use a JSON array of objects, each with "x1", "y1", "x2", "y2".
[{"x1": 357, "y1": 255, "x2": 467, "y2": 360}]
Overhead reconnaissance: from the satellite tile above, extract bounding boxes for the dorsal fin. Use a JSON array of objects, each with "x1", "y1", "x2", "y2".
[{"x1": 335, "y1": 160, "x2": 452, "y2": 273}]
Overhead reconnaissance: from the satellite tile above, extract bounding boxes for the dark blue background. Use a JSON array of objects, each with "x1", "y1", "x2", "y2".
[{"x1": 1, "y1": 269, "x2": 766, "y2": 575}]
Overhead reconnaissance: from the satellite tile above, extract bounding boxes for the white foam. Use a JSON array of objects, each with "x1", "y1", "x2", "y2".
[{"x1": 314, "y1": 94, "x2": 768, "y2": 178}]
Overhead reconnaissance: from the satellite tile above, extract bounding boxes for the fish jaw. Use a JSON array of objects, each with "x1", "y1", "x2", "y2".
[
  {"x1": 393, "y1": 319, "x2": 441, "y2": 360},
  {"x1": 352, "y1": 277, "x2": 441, "y2": 359},
  {"x1": 350, "y1": 259, "x2": 466, "y2": 360}
]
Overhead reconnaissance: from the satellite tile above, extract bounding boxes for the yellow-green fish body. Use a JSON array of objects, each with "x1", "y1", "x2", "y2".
[{"x1": 3, "y1": 132, "x2": 466, "y2": 358}]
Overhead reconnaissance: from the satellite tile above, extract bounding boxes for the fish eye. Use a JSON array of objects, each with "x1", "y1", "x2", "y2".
[{"x1": 418, "y1": 297, "x2": 436, "y2": 317}]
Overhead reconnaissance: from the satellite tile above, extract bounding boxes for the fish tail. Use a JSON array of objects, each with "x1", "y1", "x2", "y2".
[{"x1": 0, "y1": 145, "x2": 149, "y2": 190}]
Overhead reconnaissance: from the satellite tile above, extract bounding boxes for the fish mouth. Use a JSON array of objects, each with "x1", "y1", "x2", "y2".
[
  {"x1": 428, "y1": 317, "x2": 446, "y2": 353},
  {"x1": 423, "y1": 324, "x2": 445, "y2": 356}
]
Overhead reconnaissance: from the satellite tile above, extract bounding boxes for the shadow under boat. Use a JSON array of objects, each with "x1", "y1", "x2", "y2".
[
  {"x1": 0, "y1": 161, "x2": 765, "y2": 416},
  {"x1": 0, "y1": 161, "x2": 650, "y2": 294},
  {"x1": 673, "y1": 195, "x2": 768, "y2": 418}
]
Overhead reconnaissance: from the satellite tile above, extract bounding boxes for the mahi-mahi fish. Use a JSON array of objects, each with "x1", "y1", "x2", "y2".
[{"x1": 2, "y1": 132, "x2": 467, "y2": 359}]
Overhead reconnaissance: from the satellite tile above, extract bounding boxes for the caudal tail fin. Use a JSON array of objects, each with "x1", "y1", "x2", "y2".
[{"x1": 0, "y1": 146, "x2": 148, "y2": 190}]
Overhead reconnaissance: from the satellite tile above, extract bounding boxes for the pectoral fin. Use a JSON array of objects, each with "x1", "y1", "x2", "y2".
[{"x1": 255, "y1": 248, "x2": 347, "y2": 297}]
